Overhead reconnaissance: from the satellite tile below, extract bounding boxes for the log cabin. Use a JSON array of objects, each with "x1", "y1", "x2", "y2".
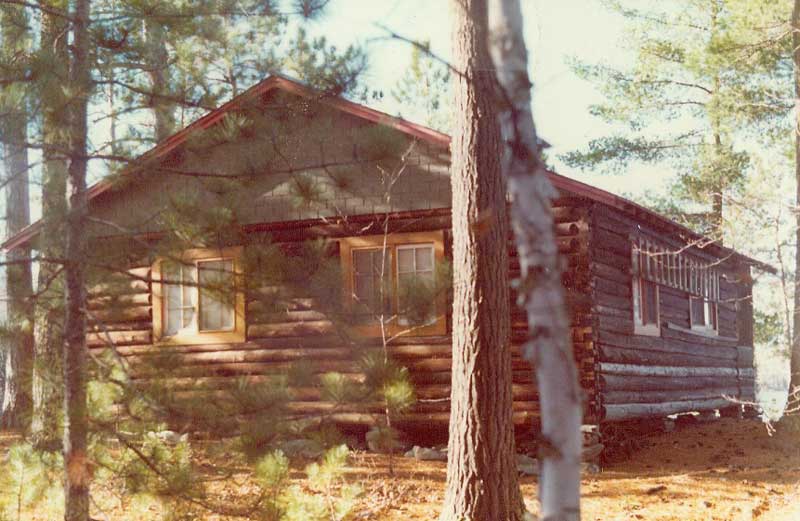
[{"x1": 2, "y1": 74, "x2": 771, "y2": 438}]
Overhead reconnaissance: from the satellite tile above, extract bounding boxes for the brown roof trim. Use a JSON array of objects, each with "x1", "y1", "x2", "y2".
[{"x1": 1, "y1": 74, "x2": 774, "y2": 273}]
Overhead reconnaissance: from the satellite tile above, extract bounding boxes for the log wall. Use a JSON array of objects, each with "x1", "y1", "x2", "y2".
[
  {"x1": 589, "y1": 204, "x2": 755, "y2": 423},
  {"x1": 86, "y1": 199, "x2": 757, "y2": 434},
  {"x1": 86, "y1": 201, "x2": 597, "y2": 434}
]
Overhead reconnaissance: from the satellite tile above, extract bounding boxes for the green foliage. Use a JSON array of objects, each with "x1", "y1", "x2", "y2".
[
  {"x1": 282, "y1": 445, "x2": 360, "y2": 521},
  {"x1": 391, "y1": 42, "x2": 452, "y2": 133},
  {"x1": 0, "y1": 443, "x2": 63, "y2": 520},
  {"x1": 755, "y1": 309, "x2": 785, "y2": 348},
  {"x1": 563, "y1": 0, "x2": 792, "y2": 229}
]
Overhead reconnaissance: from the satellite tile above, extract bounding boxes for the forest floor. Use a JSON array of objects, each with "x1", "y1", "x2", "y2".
[{"x1": 1, "y1": 416, "x2": 799, "y2": 520}]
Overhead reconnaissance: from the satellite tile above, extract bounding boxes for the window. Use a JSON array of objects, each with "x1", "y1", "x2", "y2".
[
  {"x1": 153, "y1": 247, "x2": 245, "y2": 344},
  {"x1": 631, "y1": 242, "x2": 660, "y2": 336},
  {"x1": 631, "y1": 237, "x2": 721, "y2": 337},
  {"x1": 633, "y1": 277, "x2": 659, "y2": 335},
  {"x1": 397, "y1": 244, "x2": 435, "y2": 326},
  {"x1": 340, "y1": 231, "x2": 446, "y2": 336},
  {"x1": 351, "y1": 248, "x2": 393, "y2": 322},
  {"x1": 691, "y1": 296, "x2": 717, "y2": 332}
]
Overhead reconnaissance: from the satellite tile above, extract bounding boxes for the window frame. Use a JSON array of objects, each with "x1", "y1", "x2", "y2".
[
  {"x1": 339, "y1": 231, "x2": 446, "y2": 337},
  {"x1": 632, "y1": 275, "x2": 660, "y2": 336},
  {"x1": 152, "y1": 246, "x2": 245, "y2": 345},
  {"x1": 690, "y1": 295, "x2": 719, "y2": 335},
  {"x1": 631, "y1": 241, "x2": 661, "y2": 336}
]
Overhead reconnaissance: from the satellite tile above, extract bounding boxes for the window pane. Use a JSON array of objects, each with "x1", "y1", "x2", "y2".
[
  {"x1": 415, "y1": 247, "x2": 434, "y2": 271},
  {"x1": 353, "y1": 250, "x2": 372, "y2": 273},
  {"x1": 643, "y1": 281, "x2": 657, "y2": 326},
  {"x1": 691, "y1": 297, "x2": 705, "y2": 326},
  {"x1": 352, "y1": 249, "x2": 391, "y2": 320},
  {"x1": 371, "y1": 248, "x2": 390, "y2": 275},
  {"x1": 354, "y1": 273, "x2": 373, "y2": 302},
  {"x1": 164, "y1": 263, "x2": 182, "y2": 336},
  {"x1": 182, "y1": 265, "x2": 196, "y2": 329},
  {"x1": 398, "y1": 248, "x2": 415, "y2": 273},
  {"x1": 198, "y1": 259, "x2": 234, "y2": 331},
  {"x1": 397, "y1": 245, "x2": 436, "y2": 326},
  {"x1": 706, "y1": 300, "x2": 717, "y2": 330}
]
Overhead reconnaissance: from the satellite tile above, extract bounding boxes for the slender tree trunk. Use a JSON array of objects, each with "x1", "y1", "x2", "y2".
[
  {"x1": 791, "y1": 0, "x2": 800, "y2": 391},
  {"x1": 489, "y1": 1, "x2": 582, "y2": 519},
  {"x1": 63, "y1": 0, "x2": 91, "y2": 518},
  {"x1": 31, "y1": 0, "x2": 69, "y2": 445},
  {"x1": 0, "y1": 2, "x2": 34, "y2": 431},
  {"x1": 144, "y1": 17, "x2": 175, "y2": 141},
  {"x1": 439, "y1": 1, "x2": 523, "y2": 519}
]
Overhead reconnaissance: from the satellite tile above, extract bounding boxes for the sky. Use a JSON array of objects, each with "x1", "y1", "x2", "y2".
[{"x1": 307, "y1": 0, "x2": 670, "y2": 198}]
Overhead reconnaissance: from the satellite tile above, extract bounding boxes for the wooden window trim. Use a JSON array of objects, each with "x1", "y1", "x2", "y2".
[
  {"x1": 339, "y1": 231, "x2": 446, "y2": 337},
  {"x1": 152, "y1": 246, "x2": 245, "y2": 345}
]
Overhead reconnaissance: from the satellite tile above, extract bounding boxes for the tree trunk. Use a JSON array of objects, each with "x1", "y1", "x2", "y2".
[
  {"x1": 31, "y1": 0, "x2": 69, "y2": 445},
  {"x1": 0, "y1": 3, "x2": 34, "y2": 431},
  {"x1": 439, "y1": 1, "x2": 523, "y2": 519},
  {"x1": 144, "y1": 17, "x2": 175, "y2": 142},
  {"x1": 63, "y1": 0, "x2": 90, "y2": 518},
  {"x1": 489, "y1": 1, "x2": 582, "y2": 519},
  {"x1": 792, "y1": 0, "x2": 800, "y2": 392}
]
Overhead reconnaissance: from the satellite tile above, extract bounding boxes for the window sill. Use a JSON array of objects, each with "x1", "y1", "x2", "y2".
[
  {"x1": 155, "y1": 330, "x2": 245, "y2": 346},
  {"x1": 633, "y1": 323, "x2": 660, "y2": 337}
]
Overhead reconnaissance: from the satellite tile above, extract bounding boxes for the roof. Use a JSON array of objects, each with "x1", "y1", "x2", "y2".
[{"x1": 2, "y1": 74, "x2": 773, "y2": 273}]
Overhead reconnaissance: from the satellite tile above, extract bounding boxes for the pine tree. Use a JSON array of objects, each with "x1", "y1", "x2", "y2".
[
  {"x1": 391, "y1": 43, "x2": 452, "y2": 133},
  {"x1": 563, "y1": 0, "x2": 789, "y2": 238},
  {"x1": 0, "y1": 1, "x2": 34, "y2": 431},
  {"x1": 62, "y1": 0, "x2": 92, "y2": 517},
  {"x1": 439, "y1": 0, "x2": 523, "y2": 519},
  {"x1": 31, "y1": 0, "x2": 70, "y2": 445}
]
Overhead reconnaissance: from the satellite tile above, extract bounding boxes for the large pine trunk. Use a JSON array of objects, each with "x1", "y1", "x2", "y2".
[
  {"x1": 792, "y1": 0, "x2": 800, "y2": 392},
  {"x1": 489, "y1": 0, "x2": 582, "y2": 519},
  {"x1": 31, "y1": 0, "x2": 70, "y2": 444},
  {"x1": 0, "y1": 3, "x2": 34, "y2": 431},
  {"x1": 144, "y1": 17, "x2": 175, "y2": 141},
  {"x1": 439, "y1": 1, "x2": 523, "y2": 519},
  {"x1": 63, "y1": 0, "x2": 91, "y2": 518}
]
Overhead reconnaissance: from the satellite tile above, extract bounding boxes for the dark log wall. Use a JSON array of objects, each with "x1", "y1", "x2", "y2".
[
  {"x1": 85, "y1": 200, "x2": 597, "y2": 434},
  {"x1": 589, "y1": 204, "x2": 756, "y2": 423},
  {"x1": 85, "y1": 199, "x2": 758, "y2": 432}
]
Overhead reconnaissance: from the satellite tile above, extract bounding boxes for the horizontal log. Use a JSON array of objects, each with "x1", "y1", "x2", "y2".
[
  {"x1": 593, "y1": 228, "x2": 631, "y2": 257},
  {"x1": 87, "y1": 320, "x2": 151, "y2": 333},
  {"x1": 592, "y1": 261, "x2": 630, "y2": 285},
  {"x1": 247, "y1": 320, "x2": 337, "y2": 338},
  {"x1": 661, "y1": 324, "x2": 738, "y2": 347},
  {"x1": 87, "y1": 292, "x2": 150, "y2": 309},
  {"x1": 603, "y1": 398, "x2": 733, "y2": 421},
  {"x1": 87, "y1": 305, "x2": 151, "y2": 323},
  {"x1": 251, "y1": 310, "x2": 330, "y2": 324},
  {"x1": 599, "y1": 374, "x2": 740, "y2": 392},
  {"x1": 87, "y1": 329, "x2": 151, "y2": 348},
  {"x1": 592, "y1": 278, "x2": 630, "y2": 299},
  {"x1": 598, "y1": 344, "x2": 737, "y2": 369},
  {"x1": 247, "y1": 297, "x2": 316, "y2": 313},
  {"x1": 599, "y1": 362, "x2": 739, "y2": 378},
  {"x1": 597, "y1": 330, "x2": 737, "y2": 360},
  {"x1": 602, "y1": 387, "x2": 740, "y2": 405},
  {"x1": 126, "y1": 347, "x2": 355, "y2": 366}
]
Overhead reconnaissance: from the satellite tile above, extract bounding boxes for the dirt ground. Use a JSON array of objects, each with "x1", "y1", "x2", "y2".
[
  {"x1": 350, "y1": 417, "x2": 800, "y2": 521},
  {"x1": 2, "y1": 416, "x2": 799, "y2": 520}
]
